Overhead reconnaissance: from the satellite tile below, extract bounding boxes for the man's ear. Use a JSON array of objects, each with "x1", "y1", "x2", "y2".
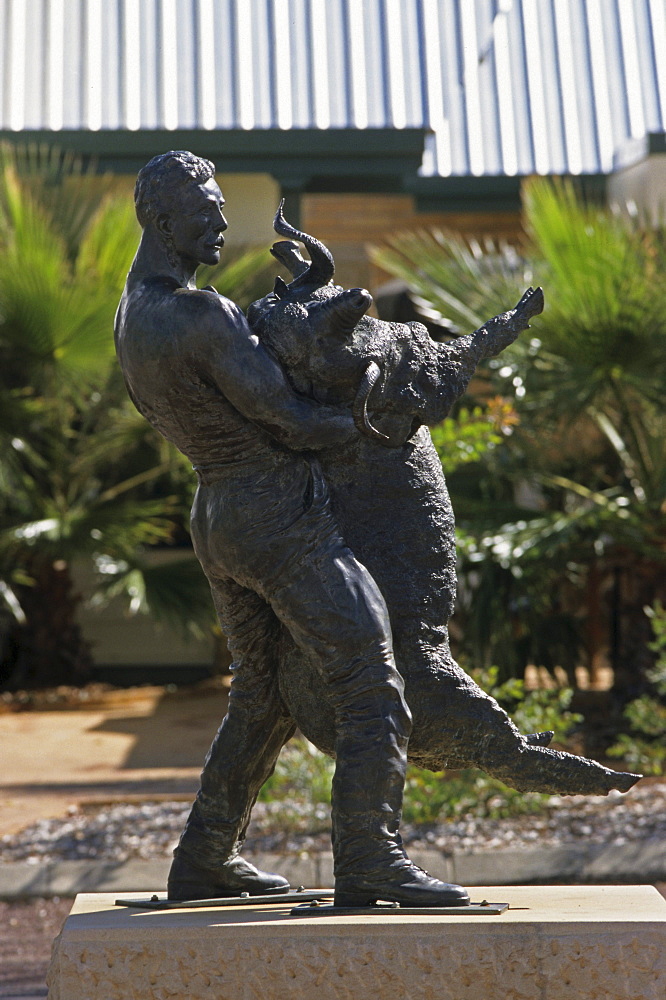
[{"x1": 156, "y1": 213, "x2": 173, "y2": 239}]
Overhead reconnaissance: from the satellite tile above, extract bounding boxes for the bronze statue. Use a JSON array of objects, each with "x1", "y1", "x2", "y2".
[
  {"x1": 248, "y1": 209, "x2": 640, "y2": 795},
  {"x1": 115, "y1": 152, "x2": 639, "y2": 909}
]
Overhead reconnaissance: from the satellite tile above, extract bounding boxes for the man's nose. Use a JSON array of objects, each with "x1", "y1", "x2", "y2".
[{"x1": 217, "y1": 211, "x2": 228, "y2": 231}]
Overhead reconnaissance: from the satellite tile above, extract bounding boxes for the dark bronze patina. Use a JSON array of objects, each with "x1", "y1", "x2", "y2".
[{"x1": 115, "y1": 152, "x2": 640, "y2": 910}]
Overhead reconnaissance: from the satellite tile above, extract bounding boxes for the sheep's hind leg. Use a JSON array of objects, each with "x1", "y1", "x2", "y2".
[
  {"x1": 408, "y1": 668, "x2": 640, "y2": 795},
  {"x1": 456, "y1": 694, "x2": 640, "y2": 795},
  {"x1": 480, "y1": 739, "x2": 641, "y2": 796},
  {"x1": 401, "y1": 639, "x2": 641, "y2": 795}
]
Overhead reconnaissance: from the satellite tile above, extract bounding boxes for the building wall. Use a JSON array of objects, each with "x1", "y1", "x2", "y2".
[
  {"x1": 215, "y1": 173, "x2": 281, "y2": 250},
  {"x1": 302, "y1": 193, "x2": 523, "y2": 294},
  {"x1": 607, "y1": 154, "x2": 666, "y2": 225},
  {"x1": 73, "y1": 552, "x2": 219, "y2": 680}
]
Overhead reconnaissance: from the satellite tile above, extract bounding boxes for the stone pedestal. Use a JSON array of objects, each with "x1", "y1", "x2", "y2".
[{"x1": 47, "y1": 885, "x2": 665, "y2": 1000}]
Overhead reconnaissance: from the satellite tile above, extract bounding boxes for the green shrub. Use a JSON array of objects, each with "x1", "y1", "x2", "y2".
[
  {"x1": 608, "y1": 603, "x2": 666, "y2": 775},
  {"x1": 258, "y1": 670, "x2": 582, "y2": 831},
  {"x1": 402, "y1": 767, "x2": 547, "y2": 825},
  {"x1": 256, "y1": 738, "x2": 335, "y2": 834},
  {"x1": 468, "y1": 665, "x2": 583, "y2": 745}
]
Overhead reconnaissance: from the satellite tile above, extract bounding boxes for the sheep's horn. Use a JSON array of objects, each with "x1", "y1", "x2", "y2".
[
  {"x1": 273, "y1": 200, "x2": 335, "y2": 289},
  {"x1": 273, "y1": 275, "x2": 289, "y2": 298},
  {"x1": 353, "y1": 362, "x2": 389, "y2": 443},
  {"x1": 309, "y1": 287, "x2": 372, "y2": 337}
]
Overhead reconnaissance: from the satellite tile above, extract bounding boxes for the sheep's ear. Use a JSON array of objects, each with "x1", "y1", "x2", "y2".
[{"x1": 273, "y1": 275, "x2": 289, "y2": 298}]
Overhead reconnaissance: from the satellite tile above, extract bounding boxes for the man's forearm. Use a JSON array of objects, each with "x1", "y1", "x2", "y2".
[
  {"x1": 200, "y1": 301, "x2": 357, "y2": 451},
  {"x1": 257, "y1": 398, "x2": 356, "y2": 451}
]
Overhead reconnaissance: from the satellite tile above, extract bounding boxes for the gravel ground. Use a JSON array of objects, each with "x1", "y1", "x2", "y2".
[
  {"x1": 0, "y1": 780, "x2": 664, "y2": 1000},
  {"x1": 1, "y1": 780, "x2": 665, "y2": 864},
  {"x1": 404, "y1": 780, "x2": 666, "y2": 854}
]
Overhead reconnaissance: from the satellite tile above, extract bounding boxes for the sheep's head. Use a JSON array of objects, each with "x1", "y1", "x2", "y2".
[{"x1": 248, "y1": 204, "x2": 437, "y2": 445}]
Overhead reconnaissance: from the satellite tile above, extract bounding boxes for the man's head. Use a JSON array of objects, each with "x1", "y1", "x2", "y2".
[{"x1": 135, "y1": 151, "x2": 228, "y2": 267}]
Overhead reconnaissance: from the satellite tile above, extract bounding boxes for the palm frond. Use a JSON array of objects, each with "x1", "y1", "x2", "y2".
[
  {"x1": 93, "y1": 554, "x2": 214, "y2": 638},
  {"x1": 374, "y1": 177, "x2": 666, "y2": 683},
  {"x1": 371, "y1": 229, "x2": 528, "y2": 333},
  {"x1": 75, "y1": 195, "x2": 139, "y2": 293},
  {"x1": 0, "y1": 142, "x2": 122, "y2": 260}
]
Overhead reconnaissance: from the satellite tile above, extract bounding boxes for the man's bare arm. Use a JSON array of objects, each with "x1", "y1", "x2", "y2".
[{"x1": 187, "y1": 291, "x2": 356, "y2": 450}]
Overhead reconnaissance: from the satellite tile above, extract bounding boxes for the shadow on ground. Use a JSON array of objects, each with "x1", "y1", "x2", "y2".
[{"x1": 88, "y1": 687, "x2": 229, "y2": 770}]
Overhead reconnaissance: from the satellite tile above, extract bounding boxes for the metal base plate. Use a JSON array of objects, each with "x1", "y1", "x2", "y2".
[
  {"x1": 115, "y1": 889, "x2": 330, "y2": 910},
  {"x1": 115, "y1": 892, "x2": 509, "y2": 916},
  {"x1": 290, "y1": 901, "x2": 509, "y2": 916}
]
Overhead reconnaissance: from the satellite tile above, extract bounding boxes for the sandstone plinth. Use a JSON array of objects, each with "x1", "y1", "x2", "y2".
[{"x1": 47, "y1": 885, "x2": 666, "y2": 1000}]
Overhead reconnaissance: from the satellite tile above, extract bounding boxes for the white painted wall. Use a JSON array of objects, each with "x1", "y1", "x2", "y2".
[
  {"x1": 73, "y1": 553, "x2": 215, "y2": 667},
  {"x1": 607, "y1": 154, "x2": 666, "y2": 224}
]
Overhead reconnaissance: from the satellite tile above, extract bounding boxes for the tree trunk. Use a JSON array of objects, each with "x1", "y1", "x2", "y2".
[
  {"x1": 584, "y1": 562, "x2": 606, "y2": 687},
  {"x1": 1, "y1": 559, "x2": 93, "y2": 690}
]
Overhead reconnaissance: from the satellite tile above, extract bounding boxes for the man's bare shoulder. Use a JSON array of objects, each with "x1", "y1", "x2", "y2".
[
  {"x1": 174, "y1": 286, "x2": 247, "y2": 328},
  {"x1": 122, "y1": 277, "x2": 249, "y2": 344}
]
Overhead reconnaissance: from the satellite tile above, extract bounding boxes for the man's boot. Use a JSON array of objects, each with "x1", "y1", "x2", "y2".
[
  {"x1": 167, "y1": 699, "x2": 295, "y2": 901},
  {"x1": 330, "y1": 665, "x2": 469, "y2": 908},
  {"x1": 168, "y1": 825, "x2": 288, "y2": 901},
  {"x1": 334, "y1": 862, "x2": 469, "y2": 907}
]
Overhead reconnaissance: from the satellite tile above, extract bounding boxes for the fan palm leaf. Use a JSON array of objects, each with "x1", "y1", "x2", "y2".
[
  {"x1": 0, "y1": 151, "x2": 218, "y2": 687},
  {"x1": 371, "y1": 178, "x2": 666, "y2": 689}
]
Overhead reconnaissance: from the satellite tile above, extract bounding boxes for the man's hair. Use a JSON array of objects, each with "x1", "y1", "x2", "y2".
[{"x1": 134, "y1": 151, "x2": 215, "y2": 228}]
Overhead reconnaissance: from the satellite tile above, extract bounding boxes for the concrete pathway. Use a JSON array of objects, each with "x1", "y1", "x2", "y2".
[
  {"x1": 0, "y1": 684, "x2": 229, "y2": 836},
  {"x1": 1, "y1": 683, "x2": 665, "y2": 900}
]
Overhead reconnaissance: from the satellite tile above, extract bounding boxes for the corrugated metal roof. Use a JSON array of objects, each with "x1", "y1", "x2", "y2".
[{"x1": 0, "y1": 0, "x2": 664, "y2": 178}]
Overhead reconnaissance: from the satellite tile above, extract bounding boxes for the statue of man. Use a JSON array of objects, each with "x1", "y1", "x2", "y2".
[{"x1": 115, "y1": 150, "x2": 469, "y2": 908}]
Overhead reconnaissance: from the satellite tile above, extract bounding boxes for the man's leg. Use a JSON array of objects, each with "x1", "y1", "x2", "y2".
[
  {"x1": 182, "y1": 465, "x2": 468, "y2": 905},
  {"x1": 261, "y1": 532, "x2": 469, "y2": 906},
  {"x1": 168, "y1": 578, "x2": 296, "y2": 899}
]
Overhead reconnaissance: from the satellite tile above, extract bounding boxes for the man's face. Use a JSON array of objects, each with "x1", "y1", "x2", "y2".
[{"x1": 164, "y1": 177, "x2": 228, "y2": 267}]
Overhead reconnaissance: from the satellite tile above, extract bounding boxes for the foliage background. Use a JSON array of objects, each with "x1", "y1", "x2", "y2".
[
  {"x1": 1, "y1": 155, "x2": 662, "y2": 776},
  {"x1": 0, "y1": 147, "x2": 273, "y2": 689},
  {"x1": 372, "y1": 178, "x2": 666, "y2": 705}
]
